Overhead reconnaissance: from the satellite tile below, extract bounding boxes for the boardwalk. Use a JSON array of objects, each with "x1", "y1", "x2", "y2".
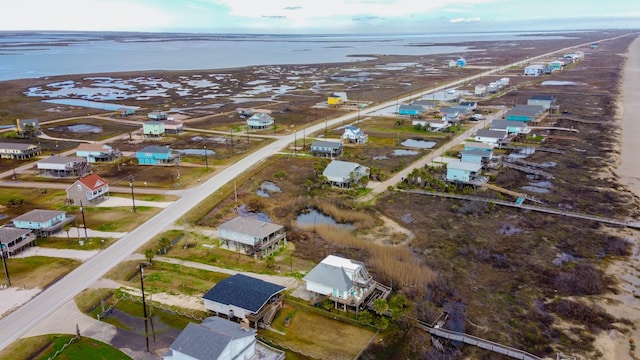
[
  {"x1": 404, "y1": 189, "x2": 640, "y2": 229},
  {"x1": 415, "y1": 319, "x2": 545, "y2": 360}
]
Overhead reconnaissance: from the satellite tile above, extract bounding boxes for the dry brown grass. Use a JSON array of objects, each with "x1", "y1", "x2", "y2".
[{"x1": 301, "y1": 224, "x2": 436, "y2": 288}]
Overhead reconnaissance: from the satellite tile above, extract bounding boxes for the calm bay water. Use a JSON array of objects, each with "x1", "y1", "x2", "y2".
[{"x1": 0, "y1": 31, "x2": 576, "y2": 81}]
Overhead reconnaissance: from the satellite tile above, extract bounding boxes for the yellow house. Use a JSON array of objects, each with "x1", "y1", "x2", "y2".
[{"x1": 328, "y1": 95, "x2": 343, "y2": 106}]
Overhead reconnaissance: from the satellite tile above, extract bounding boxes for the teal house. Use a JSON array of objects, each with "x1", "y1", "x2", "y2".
[
  {"x1": 464, "y1": 142, "x2": 493, "y2": 153},
  {"x1": 12, "y1": 209, "x2": 74, "y2": 236},
  {"x1": 398, "y1": 104, "x2": 424, "y2": 116},
  {"x1": 505, "y1": 105, "x2": 544, "y2": 122},
  {"x1": 136, "y1": 145, "x2": 180, "y2": 165},
  {"x1": 461, "y1": 149, "x2": 491, "y2": 165},
  {"x1": 446, "y1": 161, "x2": 483, "y2": 183},
  {"x1": 142, "y1": 121, "x2": 165, "y2": 138}
]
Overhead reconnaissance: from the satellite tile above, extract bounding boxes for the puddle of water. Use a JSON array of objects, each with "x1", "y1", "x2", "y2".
[
  {"x1": 177, "y1": 149, "x2": 216, "y2": 156},
  {"x1": 256, "y1": 181, "x2": 282, "y2": 198},
  {"x1": 392, "y1": 149, "x2": 419, "y2": 156},
  {"x1": 400, "y1": 139, "x2": 436, "y2": 149},
  {"x1": 373, "y1": 155, "x2": 388, "y2": 160},
  {"x1": 541, "y1": 81, "x2": 585, "y2": 86},
  {"x1": 521, "y1": 186, "x2": 550, "y2": 194},
  {"x1": 529, "y1": 181, "x2": 552, "y2": 188},
  {"x1": 296, "y1": 208, "x2": 354, "y2": 230},
  {"x1": 48, "y1": 124, "x2": 103, "y2": 133},
  {"x1": 236, "y1": 204, "x2": 270, "y2": 222}
]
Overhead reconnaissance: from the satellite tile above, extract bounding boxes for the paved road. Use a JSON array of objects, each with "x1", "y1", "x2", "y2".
[{"x1": 0, "y1": 33, "x2": 630, "y2": 351}]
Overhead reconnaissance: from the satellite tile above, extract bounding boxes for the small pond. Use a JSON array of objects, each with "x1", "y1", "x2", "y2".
[
  {"x1": 296, "y1": 208, "x2": 355, "y2": 231},
  {"x1": 256, "y1": 181, "x2": 282, "y2": 198},
  {"x1": 177, "y1": 148, "x2": 216, "y2": 156},
  {"x1": 401, "y1": 139, "x2": 436, "y2": 149}
]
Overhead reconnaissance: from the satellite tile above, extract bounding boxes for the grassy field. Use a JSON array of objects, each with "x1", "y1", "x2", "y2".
[
  {"x1": 262, "y1": 303, "x2": 376, "y2": 360},
  {"x1": 0, "y1": 335, "x2": 131, "y2": 360},
  {"x1": 41, "y1": 117, "x2": 140, "y2": 142},
  {"x1": 5, "y1": 256, "x2": 80, "y2": 289},
  {"x1": 36, "y1": 236, "x2": 116, "y2": 250}
]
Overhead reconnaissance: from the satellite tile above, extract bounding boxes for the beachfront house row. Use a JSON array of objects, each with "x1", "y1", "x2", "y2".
[
  {"x1": 527, "y1": 95, "x2": 556, "y2": 110},
  {"x1": 342, "y1": 125, "x2": 368, "y2": 144},
  {"x1": 446, "y1": 160, "x2": 484, "y2": 183},
  {"x1": 75, "y1": 143, "x2": 121, "y2": 163},
  {"x1": 142, "y1": 121, "x2": 165, "y2": 138},
  {"x1": 12, "y1": 209, "x2": 75, "y2": 237},
  {"x1": 163, "y1": 317, "x2": 285, "y2": 360},
  {"x1": 322, "y1": 160, "x2": 370, "y2": 188},
  {"x1": 136, "y1": 145, "x2": 181, "y2": 166},
  {"x1": 0, "y1": 142, "x2": 40, "y2": 160},
  {"x1": 65, "y1": 173, "x2": 109, "y2": 206},
  {"x1": 15, "y1": 118, "x2": 41, "y2": 137},
  {"x1": 36, "y1": 156, "x2": 91, "y2": 177},
  {"x1": 246, "y1": 113, "x2": 274, "y2": 130},
  {"x1": 202, "y1": 274, "x2": 285, "y2": 329},
  {"x1": 217, "y1": 216, "x2": 286, "y2": 259},
  {"x1": 162, "y1": 120, "x2": 184, "y2": 134},
  {"x1": 147, "y1": 110, "x2": 167, "y2": 120},
  {"x1": 303, "y1": 255, "x2": 388, "y2": 311},
  {"x1": 0, "y1": 227, "x2": 37, "y2": 257},
  {"x1": 489, "y1": 120, "x2": 531, "y2": 135},
  {"x1": 310, "y1": 140, "x2": 343, "y2": 158},
  {"x1": 475, "y1": 129, "x2": 507, "y2": 146}
]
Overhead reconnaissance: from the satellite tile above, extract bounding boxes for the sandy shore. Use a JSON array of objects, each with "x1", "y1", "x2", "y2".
[{"x1": 597, "y1": 35, "x2": 640, "y2": 360}]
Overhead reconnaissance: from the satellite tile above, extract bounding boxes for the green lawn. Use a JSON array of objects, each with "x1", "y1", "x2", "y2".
[{"x1": 0, "y1": 335, "x2": 130, "y2": 360}]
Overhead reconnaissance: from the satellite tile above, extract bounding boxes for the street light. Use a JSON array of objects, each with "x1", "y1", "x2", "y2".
[
  {"x1": 204, "y1": 144, "x2": 209, "y2": 171},
  {"x1": 129, "y1": 175, "x2": 136, "y2": 213}
]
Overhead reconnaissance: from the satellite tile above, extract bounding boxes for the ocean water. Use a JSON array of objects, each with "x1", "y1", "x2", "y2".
[{"x1": 0, "y1": 31, "x2": 577, "y2": 81}]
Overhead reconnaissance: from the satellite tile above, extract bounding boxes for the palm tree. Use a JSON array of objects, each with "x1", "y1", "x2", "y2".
[{"x1": 372, "y1": 298, "x2": 389, "y2": 316}]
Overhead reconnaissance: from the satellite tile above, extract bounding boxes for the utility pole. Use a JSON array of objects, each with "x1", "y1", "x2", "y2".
[
  {"x1": 0, "y1": 239, "x2": 11, "y2": 287},
  {"x1": 204, "y1": 144, "x2": 209, "y2": 171},
  {"x1": 129, "y1": 175, "x2": 136, "y2": 213},
  {"x1": 139, "y1": 263, "x2": 150, "y2": 352},
  {"x1": 80, "y1": 200, "x2": 88, "y2": 242}
]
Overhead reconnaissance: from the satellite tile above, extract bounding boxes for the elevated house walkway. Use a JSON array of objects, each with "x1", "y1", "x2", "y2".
[{"x1": 502, "y1": 162, "x2": 555, "y2": 180}]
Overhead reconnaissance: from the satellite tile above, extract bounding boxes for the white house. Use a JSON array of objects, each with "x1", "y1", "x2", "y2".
[
  {"x1": 303, "y1": 255, "x2": 383, "y2": 310},
  {"x1": 202, "y1": 274, "x2": 285, "y2": 329},
  {"x1": 322, "y1": 160, "x2": 369, "y2": 188},
  {"x1": 217, "y1": 216, "x2": 286, "y2": 259},
  {"x1": 524, "y1": 65, "x2": 545, "y2": 76},
  {"x1": 163, "y1": 317, "x2": 285, "y2": 360},
  {"x1": 413, "y1": 119, "x2": 450, "y2": 131},
  {"x1": 475, "y1": 129, "x2": 507, "y2": 146},
  {"x1": 246, "y1": 113, "x2": 274, "y2": 129},
  {"x1": 474, "y1": 85, "x2": 487, "y2": 96},
  {"x1": 342, "y1": 125, "x2": 368, "y2": 144}
]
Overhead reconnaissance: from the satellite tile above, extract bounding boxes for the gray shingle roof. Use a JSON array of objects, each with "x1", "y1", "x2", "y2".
[
  {"x1": 37, "y1": 156, "x2": 86, "y2": 165},
  {"x1": 303, "y1": 263, "x2": 352, "y2": 292},
  {"x1": 311, "y1": 140, "x2": 342, "y2": 150},
  {"x1": 0, "y1": 227, "x2": 32, "y2": 241},
  {"x1": 138, "y1": 145, "x2": 171, "y2": 154},
  {"x1": 168, "y1": 318, "x2": 255, "y2": 360},
  {"x1": 202, "y1": 274, "x2": 285, "y2": 313},
  {"x1": 322, "y1": 160, "x2": 361, "y2": 179},
  {"x1": 0, "y1": 142, "x2": 37, "y2": 151}
]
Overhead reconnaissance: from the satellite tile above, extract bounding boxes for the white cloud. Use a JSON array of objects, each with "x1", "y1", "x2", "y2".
[
  {"x1": 450, "y1": 17, "x2": 482, "y2": 23},
  {"x1": 0, "y1": 0, "x2": 171, "y2": 31}
]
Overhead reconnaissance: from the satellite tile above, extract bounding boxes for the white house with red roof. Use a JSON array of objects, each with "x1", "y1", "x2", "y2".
[{"x1": 65, "y1": 173, "x2": 109, "y2": 206}]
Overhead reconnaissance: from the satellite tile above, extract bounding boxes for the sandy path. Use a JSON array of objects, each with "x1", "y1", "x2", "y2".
[{"x1": 598, "y1": 35, "x2": 640, "y2": 360}]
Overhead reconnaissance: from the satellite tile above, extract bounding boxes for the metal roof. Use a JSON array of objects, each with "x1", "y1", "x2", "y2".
[
  {"x1": 138, "y1": 145, "x2": 172, "y2": 154},
  {"x1": 218, "y1": 216, "x2": 283, "y2": 239},
  {"x1": 322, "y1": 160, "x2": 364, "y2": 179},
  {"x1": 0, "y1": 142, "x2": 38, "y2": 150},
  {"x1": 168, "y1": 318, "x2": 255, "y2": 360},
  {"x1": 12, "y1": 209, "x2": 65, "y2": 223},
  {"x1": 447, "y1": 160, "x2": 482, "y2": 172},
  {"x1": 311, "y1": 140, "x2": 342, "y2": 149},
  {"x1": 38, "y1": 156, "x2": 86, "y2": 165}
]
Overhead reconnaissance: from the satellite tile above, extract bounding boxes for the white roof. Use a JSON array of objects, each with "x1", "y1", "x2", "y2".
[
  {"x1": 321, "y1": 255, "x2": 361, "y2": 271},
  {"x1": 447, "y1": 160, "x2": 482, "y2": 172}
]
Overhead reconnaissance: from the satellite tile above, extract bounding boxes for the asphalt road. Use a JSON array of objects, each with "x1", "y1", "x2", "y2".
[{"x1": 0, "y1": 34, "x2": 628, "y2": 351}]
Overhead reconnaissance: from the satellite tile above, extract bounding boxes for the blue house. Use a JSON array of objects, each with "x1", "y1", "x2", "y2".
[
  {"x1": 12, "y1": 209, "x2": 75, "y2": 236},
  {"x1": 446, "y1": 161, "x2": 484, "y2": 184},
  {"x1": 464, "y1": 142, "x2": 494, "y2": 152},
  {"x1": 398, "y1": 104, "x2": 424, "y2": 116},
  {"x1": 136, "y1": 145, "x2": 180, "y2": 165},
  {"x1": 456, "y1": 58, "x2": 467, "y2": 67},
  {"x1": 461, "y1": 149, "x2": 491, "y2": 164}
]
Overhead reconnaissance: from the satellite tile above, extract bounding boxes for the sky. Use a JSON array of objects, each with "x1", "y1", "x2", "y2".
[{"x1": 1, "y1": 0, "x2": 639, "y2": 34}]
